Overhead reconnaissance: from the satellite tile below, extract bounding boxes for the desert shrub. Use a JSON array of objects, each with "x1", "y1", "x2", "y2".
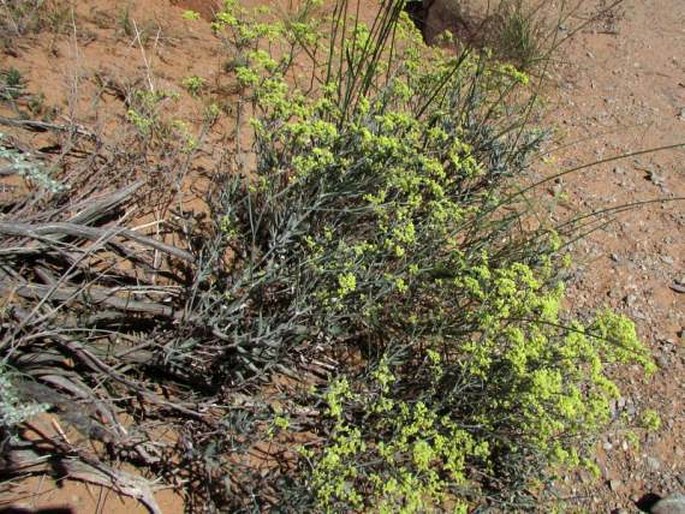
[
  {"x1": 0, "y1": 363, "x2": 48, "y2": 449},
  {"x1": 0, "y1": 67, "x2": 25, "y2": 101},
  {"x1": 0, "y1": 133, "x2": 67, "y2": 192},
  {"x1": 0, "y1": 0, "x2": 653, "y2": 512},
  {"x1": 0, "y1": 0, "x2": 45, "y2": 37},
  {"x1": 487, "y1": 0, "x2": 595, "y2": 71},
  {"x1": 186, "y1": 0, "x2": 654, "y2": 510},
  {"x1": 493, "y1": 0, "x2": 547, "y2": 69},
  {"x1": 417, "y1": 0, "x2": 622, "y2": 73},
  {"x1": 0, "y1": 0, "x2": 70, "y2": 44}
]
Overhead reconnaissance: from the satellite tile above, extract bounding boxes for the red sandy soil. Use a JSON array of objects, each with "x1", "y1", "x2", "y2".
[
  {"x1": 0, "y1": 0, "x2": 682, "y2": 512},
  {"x1": 540, "y1": 0, "x2": 684, "y2": 511}
]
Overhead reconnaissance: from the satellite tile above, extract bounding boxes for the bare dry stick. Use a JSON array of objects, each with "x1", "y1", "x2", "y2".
[
  {"x1": 0, "y1": 115, "x2": 96, "y2": 138},
  {"x1": 6, "y1": 448, "x2": 163, "y2": 514},
  {"x1": 9, "y1": 283, "x2": 177, "y2": 317},
  {"x1": 68, "y1": 180, "x2": 143, "y2": 225},
  {"x1": 0, "y1": 221, "x2": 195, "y2": 262}
]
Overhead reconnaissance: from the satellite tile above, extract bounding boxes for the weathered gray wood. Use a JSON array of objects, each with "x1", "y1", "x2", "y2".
[
  {"x1": 68, "y1": 181, "x2": 143, "y2": 225},
  {"x1": 9, "y1": 283, "x2": 176, "y2": 317},
  {"x1": 0, "y1": 221, "x2": 195, "y2": 262},
  {"x1": 5, "y1": 448, "x2": 162, "y2": 514}
]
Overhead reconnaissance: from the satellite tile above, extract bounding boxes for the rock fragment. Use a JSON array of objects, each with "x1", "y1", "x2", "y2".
[{"x1": 651, "y1": 494, "x2": 685, "y2": 514}]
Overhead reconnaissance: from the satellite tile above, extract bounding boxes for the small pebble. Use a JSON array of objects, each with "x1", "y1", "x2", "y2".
[
  {"x1": 623, "y1": 293, "x2": 638, "y2": 307},
  {"x1": 656, "y1": 354, "x2": 670, "y2": 369},
  {"x1": 626, "y1": 402, "x2": 637, "y2": 417},
  {"x1": 671, "y1": 283, "x2": 685, "y2": 294},
  {"x1": 651, "y1": 493, "x2": 685, "y2": 514},
  {"x1": 646, "y1": 456, "x2": 662, "y2": 471}
]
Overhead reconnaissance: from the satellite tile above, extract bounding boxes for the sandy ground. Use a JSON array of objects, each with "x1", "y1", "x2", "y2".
[
  {"x1": 0, "y1": 0, "x2": 682, "y2": 512},
  {"x1": 539, "y1": 0, "x2": 685, "y2": 511}
]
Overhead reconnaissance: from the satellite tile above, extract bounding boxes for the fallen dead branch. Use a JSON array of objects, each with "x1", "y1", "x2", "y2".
[
  {"x1": 0, "y1": 115, "x2": 97, "y2": 139},
  {"x1": 4, "y1": 446, "x2": 163, "y2": 514},
  {"x1": 0, "y1": 172, "x2": 220, "y2": 509},
  {"x1": 8, "y1": 283, "x2": 178, "y2": 317},
  {"x1": 0, "y1": 221, "x2": 195, "y2": 263}
]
